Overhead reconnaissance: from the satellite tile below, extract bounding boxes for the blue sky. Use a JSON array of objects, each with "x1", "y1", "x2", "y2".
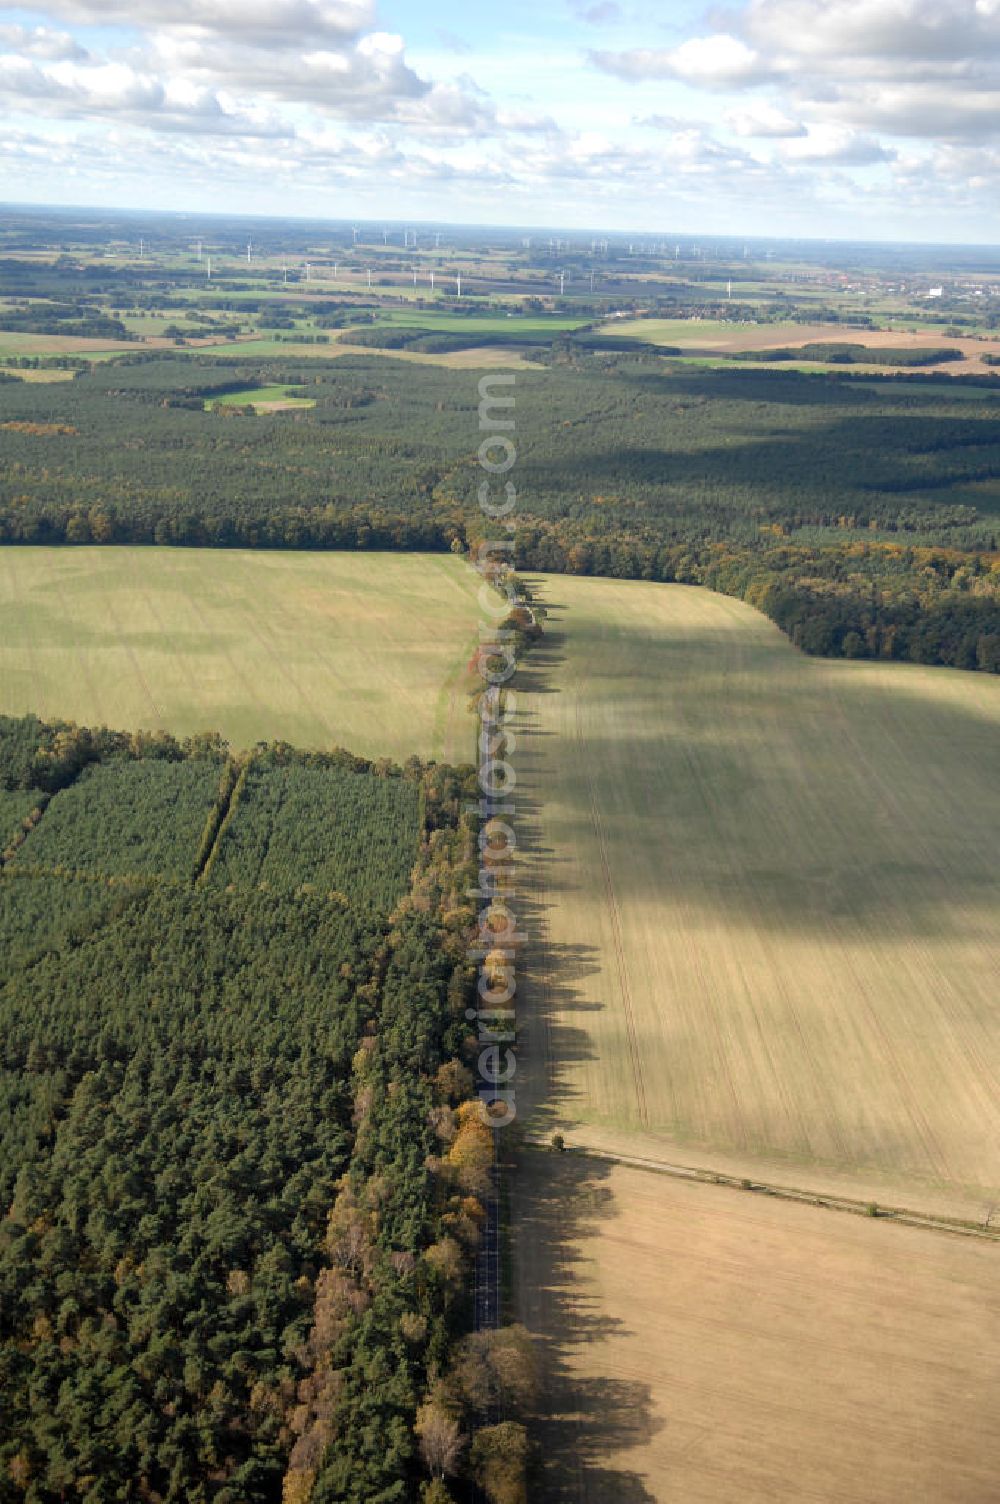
[{"x1": 1, "y1": 0, "x2": 999, "y2": 241}]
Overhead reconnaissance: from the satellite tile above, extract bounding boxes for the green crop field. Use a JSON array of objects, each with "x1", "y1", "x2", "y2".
[
  {"x1": 520, "y1": 574, "x2": 1000, "y2": 1216},
  {"x1": 206, "y1": 384, "x2": 316, "y2": 409},
  {"x1": 0, "y1": 549, "x2": 487, "y2": 762}
]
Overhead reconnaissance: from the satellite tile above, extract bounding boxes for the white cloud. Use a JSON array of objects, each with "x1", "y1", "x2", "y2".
[
  {"x1": 726, "y1": 102, "x2": 805, "y2": 137},
  {"x1": 592, "y1": 34, "x2": 773, "y2": 88},
  {"x1": 743, "y1": 0, "x2": 1000, "y2": 64},
  {"x1": 778, "y1": 124, "x2": 894, "y2": 163},
  {"x1": 596, "y1": 0, "x2": 1000, "y2": 148},
  {"x1": 2, "y1": 0, "x2": 1000, "y2": 234},
  {"x1": 0, "y1": 24, "x2": 87, "y2": 60},
  {"x1": 9, "y1": 0, "x2": 374, "y2": 45},
  {"x1": 0, "y1": 53, "x2": 296, "y2": 133},
  {"x1": 814, "y1": 80, "x2": 1000, "y2": 140}
]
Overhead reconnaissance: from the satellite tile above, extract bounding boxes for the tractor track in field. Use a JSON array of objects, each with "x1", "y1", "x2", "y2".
[
  {"x1": 575, "y1": 690, "x2": 649, "y2": 1130},
  {"x1": 523, "y1": 1138, "x2": 1000, "y2": 1242}
]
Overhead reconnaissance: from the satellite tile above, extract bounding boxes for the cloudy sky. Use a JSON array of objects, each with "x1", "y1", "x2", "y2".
[{"x1": 1, "y1": 0, "x2": 999, "y2": 240}]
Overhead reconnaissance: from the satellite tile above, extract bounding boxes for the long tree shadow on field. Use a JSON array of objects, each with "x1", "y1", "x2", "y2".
[
  {"x1": 502, "y1": 584, "x2": 659, "y2": 1500},
  {"x1": 507, "y1": 590, "x2": 607, "y2": 1125},
  {"x1": 511, "y1": 1151, "x2": 661, "y2": 1504}
]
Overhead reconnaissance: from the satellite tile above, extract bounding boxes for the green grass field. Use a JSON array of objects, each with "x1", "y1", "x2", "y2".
[
  {"x1": 520, "y1": 575, "x2": 1000, "y2": 1215},
  {"x1": 374, "y1": 310, "x2": 587, "y2": 333},
  {"x1": 0, "y1": 549, "x2": 486, "y2": 761},
  {"x1": 206, "y1": 384, "x2": 315, "y2": 410}
]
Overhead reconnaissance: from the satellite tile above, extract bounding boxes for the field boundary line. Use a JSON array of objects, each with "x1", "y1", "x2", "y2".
[
  {"x1": 521, "y1": 1138, "x2": 1000, "y2": 1242},
  {"x1": 575, "y1": 690, "x2": 649, "y2": 1128}
]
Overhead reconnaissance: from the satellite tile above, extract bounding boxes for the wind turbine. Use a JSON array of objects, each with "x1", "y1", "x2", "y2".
[
  {"x1": 247, "y1": 239, "x2": 253, "y2": 264},
  {"x1": 352, "y1": 226, "x2": 359, "y2": 244},
  {"x1": 206, "y1": 256, "x2": 212, "y2": 280},
  {"x1": 367, "y1": 267, "x2": 372, "y2": 288},
  {"x1": 429, "y1": 271, "x2": 435, "y2": 292}
]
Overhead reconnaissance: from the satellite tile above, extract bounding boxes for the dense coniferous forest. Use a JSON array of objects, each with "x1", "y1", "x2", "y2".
[
  {"x1": 9, "y1": 759, "x2": 223, "y2": 880},
  {"x1": 0, "y1": 714, "x2": 533, "y2": 1504},
  {"x1": 204, "y1": 758, "x2": 422, "y2": 904},
  {"x1": 0, "y1": 351, "x2": 999, "y2": 672}
]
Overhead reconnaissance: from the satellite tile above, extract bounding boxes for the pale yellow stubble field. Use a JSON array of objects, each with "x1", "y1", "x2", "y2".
[{"x1": 518, "y1": 575, "x2": 1000, "y2": 1216}]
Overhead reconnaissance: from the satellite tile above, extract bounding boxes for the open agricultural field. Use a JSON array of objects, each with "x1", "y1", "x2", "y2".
[
  {"x1": 602, "y1": 317, "x2": 1000, "y2": 373},
  {"x1": 517, "y1": 575, "x2": 1000, "y2": 1216},
  {"x1": 373, "y1": 310, "x2": 588, "y2": 333},
  {"x1": 191, "y1": 335, "x2": 530, "y2": 366},
  {"x1": 0, "y1": 366, "x2": 77, "y2": 382},
  {"x1": 338, "y1": 339, "x2": 530, "y2": 368},
  {"x1": 513, "y1": 1153, "x2": 1000, "y2": 1504},
  {"x1": 0, "y1": 548, "x2": 486, "y2": 761},
  {"x1": 0, "y1": 330, "x2": 169, "y2": 358}
]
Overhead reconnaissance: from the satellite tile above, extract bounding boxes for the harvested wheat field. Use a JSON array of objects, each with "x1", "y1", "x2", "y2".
[
  {"x1": 602, "y1": 318, "x2": 1000, "y2": 373},
  {"x1": 513, "y1": 1152, "x2": 1000, "y2": 1504},
  {"x1": 515, "y1": 577, "x2": 1000, "y2": 1216},
  {"x1": 0, "y1": 547, "x2": 485, "y2": 761}
]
